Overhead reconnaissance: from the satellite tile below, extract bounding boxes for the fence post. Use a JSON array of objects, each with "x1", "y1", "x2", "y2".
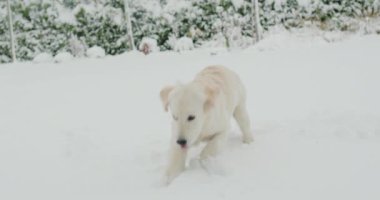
[
  {"x1": 124, "y1": 0, "x2": 136, "y2": 51},
  {"x1": 251, "y1": 0, "x2": 261, "y2": 42},
  {"x1": 6, "y1": 0, "x2": 16, "y2": 62}
]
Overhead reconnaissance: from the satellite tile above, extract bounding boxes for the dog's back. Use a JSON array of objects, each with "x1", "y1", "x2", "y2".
[{"x1": 194, "y1": 65, "x2": 246, "y2": 113}]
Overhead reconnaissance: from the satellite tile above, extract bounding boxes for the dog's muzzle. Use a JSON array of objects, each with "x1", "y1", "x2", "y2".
[{"x1": 176, "y1": 139, "x2": 187, "y2": 148}]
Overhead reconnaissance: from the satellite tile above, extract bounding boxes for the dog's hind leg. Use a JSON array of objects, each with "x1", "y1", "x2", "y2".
[{"x1": 233, "y1": 102, "x2": 254, "y2": 143}]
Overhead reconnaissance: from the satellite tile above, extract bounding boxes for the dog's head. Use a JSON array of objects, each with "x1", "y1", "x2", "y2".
[{"x1": 160, "y1": 83, "x2": 218, "y2": 148}]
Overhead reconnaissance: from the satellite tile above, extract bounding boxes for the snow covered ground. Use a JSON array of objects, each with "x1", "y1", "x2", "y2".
[{"x1": 0, "y1": 32, "x2": 380, "y2": 200}]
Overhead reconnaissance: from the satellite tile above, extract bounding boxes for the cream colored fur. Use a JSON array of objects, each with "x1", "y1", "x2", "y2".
[{"x1": 160, "y1": 66, "x2": 253, "y2": 184}]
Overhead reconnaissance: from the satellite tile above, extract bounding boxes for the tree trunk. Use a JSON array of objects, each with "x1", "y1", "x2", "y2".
[
  {"x1": 6, "y1": 0, "x2": 16, "y2": 62},
  {"x1": 251, "y1": 0, "x2": 261, "y2": 42},
  {"x1": 124, "y1": 0, "x2": 136, "y2": 51}
]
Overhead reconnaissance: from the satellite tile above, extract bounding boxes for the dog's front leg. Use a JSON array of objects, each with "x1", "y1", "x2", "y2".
[
  {"x1": 165, "y1": 143, "x2": 187, "y2": 184},
  {"x1": 200, "y1": 131, "x2": 228, "y2": 160}
]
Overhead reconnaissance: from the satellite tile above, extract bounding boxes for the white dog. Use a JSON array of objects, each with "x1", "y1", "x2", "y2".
[{"x1": 160, "y1": 66, "x2": 253, "y2": 183}]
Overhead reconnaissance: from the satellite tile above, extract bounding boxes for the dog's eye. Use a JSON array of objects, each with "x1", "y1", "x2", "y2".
[
  {"x1": 187, "y1": 115, "x2": 195, "y2": 121},
  {"x1": 173, "y1": 115, "x2": 178, "y2": 121}
]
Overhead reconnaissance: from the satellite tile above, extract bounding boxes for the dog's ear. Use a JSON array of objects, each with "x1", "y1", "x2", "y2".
[
  {"x1": 160, "y1": 85, "x2": 175, "y2": 112},
  {"x1": 204, "y1": 85, "x2": 219, "y2": 112}
]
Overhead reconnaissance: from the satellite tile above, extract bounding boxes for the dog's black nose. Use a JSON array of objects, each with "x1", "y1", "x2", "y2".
[{"x1": 176, "y1": 139, "x2": 187, "y2": 146}]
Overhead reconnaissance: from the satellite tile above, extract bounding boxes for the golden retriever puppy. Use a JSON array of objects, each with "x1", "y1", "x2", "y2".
[{"x1": 160, "y1": 66, "x2": 253, "y2": 183}]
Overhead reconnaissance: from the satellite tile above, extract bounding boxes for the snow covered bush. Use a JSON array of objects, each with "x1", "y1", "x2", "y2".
[
  {"x1": 304, "y1": 0, "x2": 380, "y2": 30},
  {"x1": 54, "y1": 52, "x2": 73, "y2": 63},
  {"x1": 2, "y1": 0, "x2": 73, "y2": 62},
  {"x1": 174, "y1": 37, "x2": 194, "y2": 52},
  {"x1": 131, "y1": 3, "x2": 173, "y2": 50},
  {"x1": 86, "y1": 46, "x2": 106, "y2": 58},
  {"x1": 0, "y1": 11, "x2": 11, "y2": 63},
  {"x1": 73, "y1": 7, "x2": 129, "y2": 55},
  {"x1": 1, "y1": 0, "x2": 380, "y2": 63},
  {"x1": 165, "y1": 0, "x2": 254, "y2": 48},
  {"x1": 139, "y1": 38, "x2": 159, "y2": 54},
  {"x1": 68, "y1": 36, "x2": 87, "y2": 57},
  {"x1": 62, "y1": 0, "x2": 80, "y2": 9}
]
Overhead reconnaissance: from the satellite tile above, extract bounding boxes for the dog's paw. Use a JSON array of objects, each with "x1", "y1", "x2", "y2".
[
  {"x1": 200, "y1": 157, "x2": 228, "y2": 176},
  {"x1": 160, "y1": 174, "x2": 174, "y2": 186},
  {"x1": 164, "y1": 167, "x2": 183, "y2": 185},
  {"x1": 243, "y1": 135, "x2": 254, "y2": 144},
  {"x1": 154, "y1": 175, "x2": 171, "y2": 187},
  {"x1": 159, "y1": 172, "x2": 176, "y2": 186}
]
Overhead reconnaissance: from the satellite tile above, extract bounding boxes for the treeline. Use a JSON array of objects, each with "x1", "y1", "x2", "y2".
[{"x1": 0, "y1": 0, "x2": 379, "y2": 63}]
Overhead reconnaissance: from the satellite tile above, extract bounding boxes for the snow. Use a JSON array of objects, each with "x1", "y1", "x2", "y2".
[
  {"x1": 86, "y1": 46, "x2": 106, "y2": 59},
  {"x1": 231, "y1": 0, "x2": 245, "y2": 9},
  {"x1": 267, "y1": 0, "x2": 312, "y2": 6},
  {"x1": 0, "y1": 4, "x2": 6, "y2": 18},
  {"x1": 53, "y1": 52, "x2": 74, "y2": 63},
  {"x1": 174, "y1": 37, "x2": 195, "y2": 52},
  {"x1": 73, "y1": 3, "x2": 98, "y2": 15},
  {"x1": 33, "y1": 53, "x2": 53, "y2": 63},
  {"x1": 0, "y1": 32, "x2": 380, "y2": 200},
  {"x1": 56, "y1": 4, "x2": 77, "y2": 24},
  {"x1": 164, "y1": 0, "x2": 192, "y2": 13}
]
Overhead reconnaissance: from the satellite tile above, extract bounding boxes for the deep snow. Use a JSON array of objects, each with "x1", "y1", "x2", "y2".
[{"x1": 0, "y1": 32, "x2": 380, "y2": 200}]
